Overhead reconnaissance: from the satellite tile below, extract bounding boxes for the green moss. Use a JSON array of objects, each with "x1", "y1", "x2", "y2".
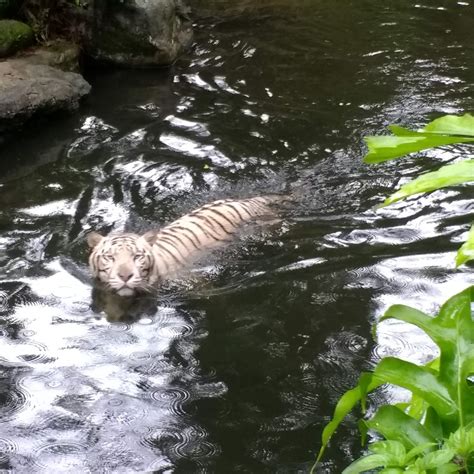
[{"x1": 0, "y1": 19, "x2": 34, "y2": 58}]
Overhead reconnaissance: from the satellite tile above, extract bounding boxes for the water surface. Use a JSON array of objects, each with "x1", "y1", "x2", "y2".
[{"x1": 1, "y1": 1, "x2": 474, "y2": 471}]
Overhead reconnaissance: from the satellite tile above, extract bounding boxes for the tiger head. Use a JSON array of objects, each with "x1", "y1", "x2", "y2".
[{"x1": 87, "y1": 231, "x2": 158, "y2": 297}]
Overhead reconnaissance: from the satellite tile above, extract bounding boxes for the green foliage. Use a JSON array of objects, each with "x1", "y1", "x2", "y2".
[
  {"x1": 456, "y1": 225, "x2": 474, "y2": 267},
  {"x1": 364, "y1": 113, "x2": 474, "y2": 266},
  {"x1": 315, "y1": 114, "x2": 474, "y2": 472},
  {"x1": 364, "y1": 130, "x2": 474, "y2": 164},
  {"x1": 381, "y1": 160, "x2": 474, "y2": 207},
  {"x1": 341, "y1": 440, "x2": 458, "y2": 474},
  {"x1": 364, "y1": 114, "x2": 474, "y2": 164},
  {"x1": 314, "y1": 287, "x2": 474, "y2": 473}
]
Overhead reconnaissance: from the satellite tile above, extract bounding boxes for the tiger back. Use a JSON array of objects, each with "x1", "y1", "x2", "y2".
[
  {"x1": 150, "y1": 196, "x2": 279, "y2": 277},
  {"x1": 87, "y1": 195, "x2": 283, "y2": 297}
]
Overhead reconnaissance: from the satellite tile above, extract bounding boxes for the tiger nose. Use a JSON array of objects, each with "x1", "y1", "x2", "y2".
[{"x1": 118, "y1": 271, "x2": 133, "y2": 282}]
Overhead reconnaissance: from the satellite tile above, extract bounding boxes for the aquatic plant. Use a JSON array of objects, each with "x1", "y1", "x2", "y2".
[
  {"x1": 315, "y1": 113, "x2": 474, "y2": 473},
  {"x1": 315, "y1": 286, "x2": 474, "y2": 473},
  {"x1": 365, "y1": 113, "x2": 474, "y2": 266}
]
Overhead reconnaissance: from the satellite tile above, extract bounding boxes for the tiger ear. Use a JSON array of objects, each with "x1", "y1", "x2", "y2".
[
  {"x1": 87, "y1": 232, "x2": 104, "y2": 249},
  {"x1": 141, "y1": 230, "x2": 157, "y2": 246}
]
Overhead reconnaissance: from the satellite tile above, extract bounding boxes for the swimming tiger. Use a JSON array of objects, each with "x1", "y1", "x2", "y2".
[{"x1": 87, "y1": 196, "x2": 283, "y2": 297}]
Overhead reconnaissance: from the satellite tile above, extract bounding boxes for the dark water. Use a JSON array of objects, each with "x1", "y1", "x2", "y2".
[{"x1": 2, "y1": 0, "x2": 474, "y2": 471}]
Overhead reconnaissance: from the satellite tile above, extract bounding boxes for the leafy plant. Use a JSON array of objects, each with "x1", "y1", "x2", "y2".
[
  {"x1": 314, "y1": 287, "x2": 474, "y2": 473},
  {"x1": 364, "y1": 113, "x2": 474, "y2": 266},
  {"x1": 341, "y1": 439, "x2": 457, "y2": 474},
  {"x1": 314, "y1": 114, "x2": 474, "y2": 473},
  {"x1": 364, "y1": 114, "x2": 474, "y2": 165}
]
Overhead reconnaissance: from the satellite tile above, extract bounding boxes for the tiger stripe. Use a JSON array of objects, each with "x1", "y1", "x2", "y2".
[
  {"x1": 165, "y1": 225, "x2": 201, "y2": 249},
  {"x1": 206, "y1": 208, "x2": 238, "y2": 230},
  {"x1": 88, "y1": 195, "x2": 285, "y2": 294},
  {"x1": 159, "y1": 229, "x2": 196, "y2": 252}
]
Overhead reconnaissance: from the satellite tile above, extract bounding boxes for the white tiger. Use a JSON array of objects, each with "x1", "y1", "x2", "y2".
[{"x1": 87, "y1": 196, "x2": 282, "y2": 297}]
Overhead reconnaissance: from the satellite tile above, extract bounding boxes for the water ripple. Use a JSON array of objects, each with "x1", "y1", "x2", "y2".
[
  {"x1": 372, "y1": 318, "x2": 437, "y2": 365},
  {"x1": 16, "y1": 340, "x2": 49, "y2": 364},
  {"x1": 0, "y1": 378, "x2": 30, "y2": 422},
  {"x1": 0, "y1": 283, "x2": 37, "y2": 314},
  {"x1": 133, "y1": 358, "x2": 171, "y2": 376},
  {"x1": 173, "y1": 425, "x2": 218, "y2": 460},
  {"x1": 33, "y1": 442, "x2": 91, "y2": 471},
  {"x1": 317, "y1": 331, "x2": 369, "y2": 395},
  {"x1": 164, "y1": 115, "x2": 211, "y2": 137},
  {"x1": 0, "y1": 437, "x2": 18, "y2": 461},
  {"x1": 103, "y1": 401, "x2": 148, "y2": 426},
  {"x1": 141, "y1": 426, "x2": 182, "y2": 451},
  {"x1": 98, "y1": 445, "x2": 147, "y2": 473},
  {"x1": 150, "y1": 388, "x2": 191, "y2": 416},
  {"x1": 180, "y1": 73, "x2": 218, "y2": 92},
  {"x1": 158, "y1": 322, "x2": 194, "y2": 339},
  {"x1": 32, "y1": 411, "x2": 84, "y2": 432},
  {"x1": 159, "y1": 133, "x2": 233, "y2": 167}
]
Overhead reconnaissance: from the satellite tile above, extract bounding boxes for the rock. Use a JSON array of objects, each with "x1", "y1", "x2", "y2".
[
  {"x1": 0, "y1": 58, "x2": 91, "y2": 135},
  {"x1": 18, "y1": 40, "x2": 82, "y2": 72},
  {"x1": 0, "y1": 20, "x2": 34, "y2": 58},
  {"x1": 186, "y1": 0, "x2": 292, "y2": 19},
  {"x1": 83, "y1": 0, "x2": 193, "y2": 67}
]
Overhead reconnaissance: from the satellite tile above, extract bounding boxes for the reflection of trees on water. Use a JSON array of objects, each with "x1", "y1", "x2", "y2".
[
  {"x1": 0, "y1": 272, "x2": 217, "y2": 471},
  {"x1": 0, "y1": 282, "x2": 41, "y2": 339}
]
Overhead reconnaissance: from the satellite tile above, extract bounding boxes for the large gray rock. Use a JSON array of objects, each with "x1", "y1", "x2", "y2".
[
  {"x1": 84, "y1": 0, "x2": 193, "y2": 67},
  {"x1": 186, "y1": 0, "x2": 282, "y2": 18},
  {"x1": 0, "y1": 58, "x2": 91, "y2": 134}
]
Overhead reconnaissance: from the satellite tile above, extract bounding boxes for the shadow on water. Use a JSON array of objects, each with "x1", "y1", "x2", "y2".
[
  {"x1": 90, "y1": 287, "x2": 158, "y2": 323},
  {"x1": 1, "y1": 0, "x2": 474, "y2": 471}
]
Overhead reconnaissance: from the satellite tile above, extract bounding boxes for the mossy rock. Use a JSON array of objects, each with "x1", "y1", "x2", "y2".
[
  {"x1": 0, "y1": 20, "x2": 34, "y2": 58},
  {"x1": 83, "y1": 0, "x2": 193, "y2": 67}
]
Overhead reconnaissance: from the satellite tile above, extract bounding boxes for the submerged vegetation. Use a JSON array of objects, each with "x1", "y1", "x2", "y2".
[{"x1": 315, "y1": 114, "x2": 474, "y2": 473}]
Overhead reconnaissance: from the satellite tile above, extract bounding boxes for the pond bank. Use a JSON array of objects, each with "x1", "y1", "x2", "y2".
[
  {"x1": 0, "y1": 0, "x2": 193, "y2": 143},
  {"x1": 0, "y1": 40, "x2": 90, "y2": 141}
]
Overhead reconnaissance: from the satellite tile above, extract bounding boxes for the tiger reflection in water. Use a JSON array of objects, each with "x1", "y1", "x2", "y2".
[{"x1": 87, "y1": 196, "x2": 283, "y2": 321}]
